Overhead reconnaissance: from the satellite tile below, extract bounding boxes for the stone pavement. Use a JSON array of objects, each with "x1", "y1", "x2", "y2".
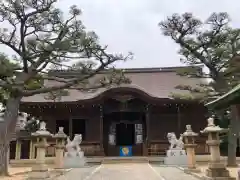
[
  {"x1": 56, "y1": 163, "x2": 200, "y2": 180},
  {"x1": 56, "y1": 165, "x2": 98, "y2": 180},
  {"x1": 151, "y1": 165, "x2": 199, "y2": 180}
]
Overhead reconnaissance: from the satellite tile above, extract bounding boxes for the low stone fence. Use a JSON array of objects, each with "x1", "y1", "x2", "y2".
[{"x1": 10, "y1": 155, "x2": 240, "y2": 166}]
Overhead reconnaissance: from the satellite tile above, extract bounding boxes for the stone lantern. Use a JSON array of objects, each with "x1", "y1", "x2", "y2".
[
  {"x1": 200, "y1": 117, "x2": 235, "y2": 180},
  {"x1": 28, "y1": 121, "x2": 52, "y2": 180},
  {"x1": 53, "y1": 127, "x2": 67, "y2": 169},
  {"x1": 182, "y1": 124, "x2": 200, "y2": 173}
]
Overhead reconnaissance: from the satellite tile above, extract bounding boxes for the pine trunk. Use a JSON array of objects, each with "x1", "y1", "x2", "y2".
[
  {"x1": 0, "y1": 97, "x2": 21, "y2": 176},
  {"x1": 0, "y1": 144, "x2": 9, "y2": 176},
  {"x1": 227, "y1": 105, "x2": 239, "y2": 167}
]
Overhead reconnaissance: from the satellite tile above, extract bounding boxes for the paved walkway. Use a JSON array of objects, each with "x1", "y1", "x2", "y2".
[
  {"x1": 151, "y1": 165, "x2": 199, "y2": 180},
  {"x1": 56, "y1": 166, "x2": 98, "y2": 180},
  {"x1": 56, "y1": 163, "x2": 199, "y2": 180}
]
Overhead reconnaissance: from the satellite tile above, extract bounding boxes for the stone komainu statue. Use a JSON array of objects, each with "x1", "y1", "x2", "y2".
[
  {"x1": 65, "y1": 134, "x2": 82, "y2": 157},
  {"x1": 167, "y1": 132, "x2": 184, "y2": 150}
]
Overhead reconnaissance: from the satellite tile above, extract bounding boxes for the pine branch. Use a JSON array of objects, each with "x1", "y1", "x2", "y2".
[
  {"x1": 0, "y1": 2, "x2": 133, "y2": 98},
  {"x1": 22, "y1": 54, "x2": 131, "y2": 96},
  {"x1": 160, "y1": 12, "x2": 240, "y2": 100}
]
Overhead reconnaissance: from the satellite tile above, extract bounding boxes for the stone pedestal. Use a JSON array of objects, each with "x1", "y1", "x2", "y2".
[
  {"x1": 164, "y1": 149, "x2": 187, "y2": 166},
  {"x1": 63, "y1": 149, "x2": 86, "y2": 168},
  {"x1": 55, "y1": 146, "x2": 65, "y2": 169},
  {"x1": 184, "y1": 144, "x2": 200, "y2": 173},
  {"x1": 28, "y1": 122, "x2": 52, "y2": 180},
  {"x1": 201, "y1": 117, "x2": 236, "y2": 180},
  {"x1": 53, "y1": 127, "x2": 67, "y2": 170},
  {"x1": 63, "y1": 134, "x2": 86, "y2": 168},
  {"x1": 29, "y1": 142, "x2": 49, "y2": 179},
  {"x1": 63, "y1": 155, "x2": 86, "y2": 168},
  {"x1": 182, "y1": 125, "x2": 200, "y2": 173},
  {"x1": 204, "y1": 163, "x2": 234, "y2": 179}
]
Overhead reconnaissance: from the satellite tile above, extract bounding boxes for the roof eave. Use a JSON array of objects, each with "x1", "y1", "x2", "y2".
[{"x1": 205, "y1": 84, "x2": 240, "y2": 110}]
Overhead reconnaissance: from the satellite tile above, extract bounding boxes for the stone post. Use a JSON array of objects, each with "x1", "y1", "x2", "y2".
[
  {"x1": 53, "y1": 127, "x2": 67, "y2": 169},
  {"x1": 29, "y1": 139, "x2": 33, "y2": 159},
  {"x1": 15, "y1": 140, "x2": 21, "y2": 160},
  {"x1": 200, "y1": 117, "x2": 235, "y2": 180},
  {"x1": 28, "y1": 121, "x2": 52, "y2": 180},
  {"x1": 182, "y1": 125, "x2": 200, "y2": 173}
]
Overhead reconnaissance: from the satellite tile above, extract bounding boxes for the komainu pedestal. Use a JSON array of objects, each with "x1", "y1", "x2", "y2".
[
  {"x1": 164, "y1": 132, "x2": 187, "y2": 166},
  {"x1": 63, "y1": 134, "x2": 86, "y2": 168},
  {"x1": 164, "y1": 149, "x2": 187, "y2": 166}
]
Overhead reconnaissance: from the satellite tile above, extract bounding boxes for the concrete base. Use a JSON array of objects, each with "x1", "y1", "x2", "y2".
[
  {"x1": 27, "y1": 164, "x2": 50, "y2": 180},
  {"x1": 9, "y1": 155, "x2": 240, "y2": 166},
  {"x1": 202, "y1": 163, "x2": 236, "y2": 180},
  {"x1": 202, "y1": 175, "x2": 236, "y2": 180},
  {"x1": 27, "y1": 171, "x2": 50, "y2": 180},
  {"x1": 226, "y1": 164, "x2": 239, "y2": 167},
  {"x1": 103, "y1": 156, "x2": 149, "y2": 164},
  {"x1": 164, "y1": 150, "x2": 187, "y2": 166},
  {"x1": 205, "y1": 168, "x2": 231, "y2": 177},
  {"x1": 63, "y1": 156, "x2": 86, "y2": 168}
]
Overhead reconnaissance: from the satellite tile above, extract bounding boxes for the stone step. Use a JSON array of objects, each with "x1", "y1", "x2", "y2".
[{"x1": 102, "y1": 157, "x2": 149, "y2": 164}]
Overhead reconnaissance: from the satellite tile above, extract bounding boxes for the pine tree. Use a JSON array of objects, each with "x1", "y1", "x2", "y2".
[
  {"x1": 0, "y1": 0, "x2": 132, "y2": 175},
  {"x1": 159, "y1": 12, "x2": 240, "y2": 166}
]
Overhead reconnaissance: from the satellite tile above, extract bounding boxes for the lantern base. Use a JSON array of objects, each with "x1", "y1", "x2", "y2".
[
  {"x1": 202, "y1": 176, "x2": 235, "y2": 180},
  {"x1": 27, "y1": 165, "x2": 49, "y2": 180},
  {"x1": 202, "y1": 166, "x2": 236, "y2": 180}
]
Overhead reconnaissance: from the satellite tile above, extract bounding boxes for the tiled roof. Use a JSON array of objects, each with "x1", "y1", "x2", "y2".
[{"x1": 21, "y1": 66, "x2": 205, "y2": 103}]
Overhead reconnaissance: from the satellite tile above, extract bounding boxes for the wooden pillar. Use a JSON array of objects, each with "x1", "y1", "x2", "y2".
[
  {"x1": 146, "y1": 104, "x2": 150, "y2": 140},
  {"x1": 177, "y1": 105, "x2": 181, "y2": 134},
  {"x1": 15, "y1": 140, "x2": 21, "y2": 160},
  {"x1": 69, "y1": 118, "x2": 73, "y2": 139},
  {"x1": 144, "y1": 104, "x2": 150, "y2": 156},
  {"x1": 29, "y1": 140, "x2": 33, "y2": 159},
  {"x1": 99, "y1": 105, "x2": 104, "y2": 155}
]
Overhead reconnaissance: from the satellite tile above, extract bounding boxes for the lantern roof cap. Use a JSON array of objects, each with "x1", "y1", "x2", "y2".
[
  {"x1": 200, "y1": 117, "x2": 228, "y2": 134},
  {"x1": 53, "y1": 127, "x2": 67, "y2": 139},
  {"x1": 182, "y1": 125, "x2": 198, "y2": 137},
  {"x1": 31, "y1": 121, "x2": 52, "y2": 137}
]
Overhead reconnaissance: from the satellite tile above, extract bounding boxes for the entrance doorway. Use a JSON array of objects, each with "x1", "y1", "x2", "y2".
[
  {"x1": 116, "y1": 123, "x2": 135, "y2": 146},
  {"x1": 103, "y1": 112, "x2": 146, "y2": 156}
]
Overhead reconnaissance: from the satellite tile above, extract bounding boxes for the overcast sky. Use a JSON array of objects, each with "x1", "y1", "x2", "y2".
[
  {"x1": 56, "y1": 0, "x2": 240, "y2": 68},
  {"x1": 3, "y1": 0, "x2": 240, "y2": 69}
]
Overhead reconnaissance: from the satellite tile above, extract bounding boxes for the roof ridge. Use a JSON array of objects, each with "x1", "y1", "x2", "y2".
[{"x1": 48, "y1": 65, "x2": 204, "y2": 74}]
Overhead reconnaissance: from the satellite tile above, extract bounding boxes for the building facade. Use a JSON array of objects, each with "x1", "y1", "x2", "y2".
[{"x1": 12, "y1": 66, "x2": 209, "y2": 158}]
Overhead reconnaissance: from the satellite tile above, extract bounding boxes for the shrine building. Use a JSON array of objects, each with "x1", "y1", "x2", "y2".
[{"x1": 11, "y1": 66, "x2": 209, "y2": 159}]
